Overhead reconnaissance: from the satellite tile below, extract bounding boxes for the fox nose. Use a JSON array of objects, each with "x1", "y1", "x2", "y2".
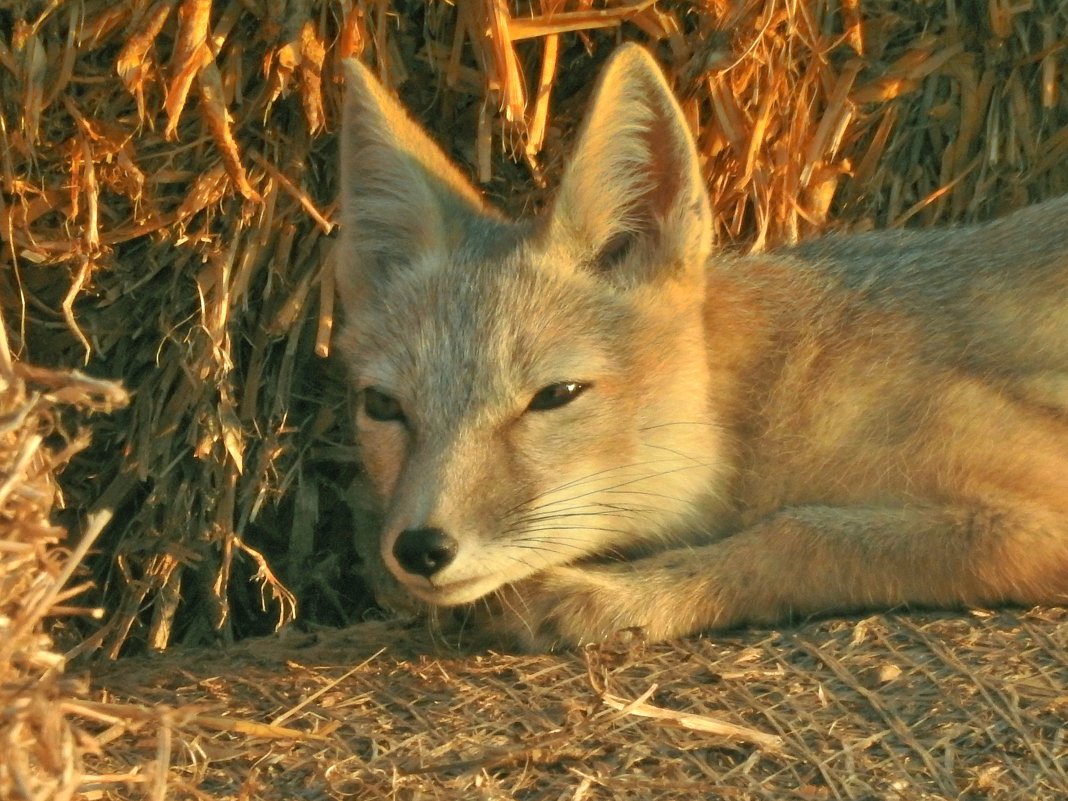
[{"x1": 393, "y1": 527, "x2": 458, "y2": 578}]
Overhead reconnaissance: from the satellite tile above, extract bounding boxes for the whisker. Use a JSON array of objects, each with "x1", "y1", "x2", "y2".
[
  {"x1": 514, "y1": 524, "x2": 635, "y2": 536},
  {"x1": 498, "y1": 417, "x2": 721, "y2": 522},
  {"x1": 493, "y1": 443, "x2": 721, "y2": 570},
  {"x1": 509, "y1": 542, "x2": 592, "y2": 556},
  {"x1": 639, "y1": 420, "x2": 724, "y2": 432},
  {"x1": 509, "y1": 542, "x2": 586, "y2": 556},
  {"x1": 503, "y1": 462, "x2": 710, "y2": 538},
  {"x1": 508, "y1": 508, "x2": 643, "y2": 527},
  {"x1": 537, "y1": 457, "x2": 682, "y2": 495},
  {"x1": 494, "y1": 583, "x2": 537, "y2": 641},
  {"x1": 515, "y1": 504, "x2": 644, "y2": 518},
  {"x1": 506, "y1": 532, "x2": 593, "y2": 545},
  {"x1": 643, "y1": 441, "x2": 719, "y2": 467},
  {"x1": 530, "y1": 459, "x2": 711, "y2": 508},
  {"x1": 505, "y1": 509, "x2": 651, "y2": 534},
  {"x1": 500, "y1": 456, "x2": 693, "y2": 518},
  {"x1": 538, "y1": 457, "x2": 698, "y2": 499}
]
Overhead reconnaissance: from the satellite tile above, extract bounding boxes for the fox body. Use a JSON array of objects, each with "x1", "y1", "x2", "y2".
[{"x1": 336, "y1": 45, "x2": 1068, "y2": 649}]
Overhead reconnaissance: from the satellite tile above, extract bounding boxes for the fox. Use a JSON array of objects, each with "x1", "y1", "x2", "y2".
[{"x1": 334, "y1": 44, "x2": 1068, "y2": 651}]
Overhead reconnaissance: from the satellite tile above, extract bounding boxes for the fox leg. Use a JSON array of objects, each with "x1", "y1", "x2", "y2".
[{"x1": 494, "y1": 503, "x2": 1068, "y2": 650}]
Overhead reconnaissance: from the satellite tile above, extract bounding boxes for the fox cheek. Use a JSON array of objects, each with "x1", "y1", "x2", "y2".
[{"x1": 356, "y1": 425, "x2": 408, "y2": 502}]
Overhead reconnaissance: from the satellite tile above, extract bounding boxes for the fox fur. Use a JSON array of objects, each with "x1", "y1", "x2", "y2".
[{"x1": 335, "y1": 45, "x2": 1068, "y2": 650}]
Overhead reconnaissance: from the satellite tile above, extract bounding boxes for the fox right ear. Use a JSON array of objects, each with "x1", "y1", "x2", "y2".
[
  {"x1": 548, "y1": 45, "x2": 712, "y2": 285},
  {"x1": 336, "y1": 60, "x2": 492, "y2": 307}
]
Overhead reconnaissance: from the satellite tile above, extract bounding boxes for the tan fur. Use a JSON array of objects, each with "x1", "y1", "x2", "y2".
[{"x1": 336, "y1": 47, "x2": 1068, "y2": 650}]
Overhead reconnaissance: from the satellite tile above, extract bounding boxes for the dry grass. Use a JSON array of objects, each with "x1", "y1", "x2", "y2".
[
  {"x1": 83, "y1": 610, "x2": 1068, "y2": 800},
  {"x1": 0, "y1": 336, "x2": 126, "y2": 798},
  {"x1": 0, "y1": 0, "x2": 1066, "y2": 798}
]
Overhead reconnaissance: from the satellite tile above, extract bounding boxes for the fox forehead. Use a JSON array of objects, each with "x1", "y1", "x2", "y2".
[{"x1": 344, "y1": 237, "x2": 630, "y2": 425}]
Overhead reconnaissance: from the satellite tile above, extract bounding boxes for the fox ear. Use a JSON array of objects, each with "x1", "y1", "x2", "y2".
[
  {"x1": 548, "y1": 45, "x2": 712, "y2": 283},
  {"x1": 337, "y1": 60, "x2": 491, "y2": 306}
]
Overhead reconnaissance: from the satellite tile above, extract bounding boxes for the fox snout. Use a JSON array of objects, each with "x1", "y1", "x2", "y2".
[
  {"x1": 381, "y1": 516, "x2": 506, "y2": 607},
  {"x1": 391, "y1": 526, "x2": 457, "y2": 578}
]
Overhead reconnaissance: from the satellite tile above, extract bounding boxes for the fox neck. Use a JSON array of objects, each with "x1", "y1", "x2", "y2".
[{"x1": 694, "y1": 258, "x2": 810, "y2": 529}]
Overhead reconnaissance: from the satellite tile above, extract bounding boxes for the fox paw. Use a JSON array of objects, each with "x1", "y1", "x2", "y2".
[{"x1": 486, "y1": 565, "x2": 667, "y2": 651}]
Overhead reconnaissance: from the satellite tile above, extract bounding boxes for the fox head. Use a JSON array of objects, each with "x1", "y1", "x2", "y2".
[{"x1": 336, "y1": 45, "x2": 728, "y2": 609}]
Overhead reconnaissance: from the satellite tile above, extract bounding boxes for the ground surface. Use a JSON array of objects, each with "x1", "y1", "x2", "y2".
[{"x1": 85, "y1": 607, "x2": 1068, "y2": 800}]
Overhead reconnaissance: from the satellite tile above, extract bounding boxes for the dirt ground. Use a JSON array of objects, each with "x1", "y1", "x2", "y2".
[{"x1": 83, "y1": 607, "x2": 1068, "y2": 800}]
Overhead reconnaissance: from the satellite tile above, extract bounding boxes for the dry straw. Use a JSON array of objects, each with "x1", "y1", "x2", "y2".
[{"x1": 0, "y1": 0, "x2": 1066, "y2": 798}]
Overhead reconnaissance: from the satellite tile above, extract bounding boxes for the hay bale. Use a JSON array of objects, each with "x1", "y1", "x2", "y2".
[
  {"x1": 2, "y1": 0, "x2": 1066, "y2": 657},
  {"x1": 0, "y1": 0, "x2": 1066, "y2": 797},
  {"x1": 0, "y1": 325, "x2": 126, "y2": 797}
]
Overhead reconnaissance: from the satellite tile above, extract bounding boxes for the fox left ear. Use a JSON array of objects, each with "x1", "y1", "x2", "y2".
[
  {"x1": 336, "y1": 59, "x2": 496, "y2": 310},
  {"x1": 548, "y1": 45, "x2": 712, "y2": 284}
]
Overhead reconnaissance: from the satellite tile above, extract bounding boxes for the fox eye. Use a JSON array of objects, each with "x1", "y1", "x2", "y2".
[
  {"x1": 361, "y1": 387, "x2": 406, "y2": 423},
  {"x1": 527, "y1": 382, "x2": 589, "y2": 412}
]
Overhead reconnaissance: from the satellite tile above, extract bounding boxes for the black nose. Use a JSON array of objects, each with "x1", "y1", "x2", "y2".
[{"x1": 393, "y1": 527, "x2": 458, "y2": 578}]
